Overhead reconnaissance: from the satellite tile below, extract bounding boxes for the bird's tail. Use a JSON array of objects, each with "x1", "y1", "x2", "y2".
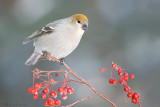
[{"x1": 25, "y1": 52, "x2": 41, "y2": 66}]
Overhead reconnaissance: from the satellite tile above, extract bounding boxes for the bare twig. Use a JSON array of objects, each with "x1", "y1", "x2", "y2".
[
  {"x1": 124, "y1": 92, "x2": 128, "y2": 107},
  {"x1": 61, "y1": 93, "x2": 96, "y2": 107},
  {"x1": 138, "y1": 99, "x2": 141, "y2": 107}
]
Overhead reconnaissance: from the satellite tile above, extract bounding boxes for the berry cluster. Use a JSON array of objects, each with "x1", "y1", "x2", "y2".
[
  {"x1": 100, "y1": 62, "x2": 140, "y2": 105},
  {"x1": 27, "y1": 68, "x2": 74, "y2": 106}
]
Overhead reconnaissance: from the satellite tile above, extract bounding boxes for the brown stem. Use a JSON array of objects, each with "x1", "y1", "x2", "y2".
[
  {"x1": 71, "y1": 79, "x2": 85, "y2": 84},
  {"x1": 61, "y1": 93, "x2": 96, "y2": 107},
  {"x1": 38, "y1": 70, "x2": 66, "y2": 73},
  {"x1": 124, "y1": 92, "x2": 128, "y2": 107},
  {"x1": 138, "y1": 99, "x2": 141, "y2": 107}
]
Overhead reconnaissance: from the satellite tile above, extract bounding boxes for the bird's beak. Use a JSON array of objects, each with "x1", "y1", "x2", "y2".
[{"x1": 82, "y1": 24, "x2": 88, "y2": 31}]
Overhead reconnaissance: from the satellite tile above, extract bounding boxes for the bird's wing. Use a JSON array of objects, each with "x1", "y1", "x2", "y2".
[{"x1": 23, "y1": 25, "x2": 55, "y2": 44}]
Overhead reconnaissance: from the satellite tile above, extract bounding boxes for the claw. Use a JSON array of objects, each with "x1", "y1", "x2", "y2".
[{"x1": 60, "y1": 58, "x2": 65, "y2": 65}]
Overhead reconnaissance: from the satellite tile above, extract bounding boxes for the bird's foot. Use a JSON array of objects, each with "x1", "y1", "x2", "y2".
[
  {"x1": 42, "y1": 51, "x2": 52, "y2": 59},
  {"x1": 42, "y1": 51, "x2": 48, "y2": 58},
  {"x1": 59, "y1": 58, "x2": 65, "y2": 65}
]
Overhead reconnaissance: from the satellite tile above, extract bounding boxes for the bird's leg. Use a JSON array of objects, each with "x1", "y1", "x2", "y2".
[
  {"x1": 42, "y1": 51, "x2": 53, "y2": 61},
  {"x1": 59, "y1": 57, "x2": 65, "y2": 65},
  {"x1": 42, "y1": 51, "x2": 48, "y2": 58}
]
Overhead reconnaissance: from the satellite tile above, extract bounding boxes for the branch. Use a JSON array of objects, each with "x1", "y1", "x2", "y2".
[
  {"x1": 28, "y1": 53, "x2": 141, "y2": 107},
  {"x1": 61, "y1": 93, "x2": 96, "y2": 107},
  {"x1": 55, "y1": 58, "x2": 117, "y2": 107}
]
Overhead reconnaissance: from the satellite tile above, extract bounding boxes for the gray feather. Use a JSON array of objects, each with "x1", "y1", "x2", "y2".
[
  {"x1": 23, "y1": 30, "x2": 43, "y2": 44},
  {"x1": 23, "y1": 26, "x2": 54, "y2": 44},
  {"x1": 25, "y1": 52, "x2": 41, "y2": 66}
]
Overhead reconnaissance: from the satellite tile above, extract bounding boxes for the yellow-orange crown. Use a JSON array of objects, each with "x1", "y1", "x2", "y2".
[{"x1": 71, "y1": 14, "x2": 88, "y2": 23}]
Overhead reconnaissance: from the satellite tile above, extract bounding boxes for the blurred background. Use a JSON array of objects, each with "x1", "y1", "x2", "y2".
[{"x1": 0, "y1": 0, "x2": 160, "y2": 107}]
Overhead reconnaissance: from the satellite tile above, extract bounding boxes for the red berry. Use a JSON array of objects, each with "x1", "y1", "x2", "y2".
[
  {"x1": 124, "y1": 73, "x2": 128, "y2": 77},
  {"x1": 44, "y1": 100, "x2": 48, "y2": 106},
  {"x1": 42, "y1": 88, "x2": 49, "y2": 94},
  {"x1": 109, "y1": 78, "x2": 113, "y2": 84},
  {"x1": 33, "y1": 94, "x2": 38, "y2": 99},
  {"x1": 54, "y1": 99, "x2": 61, "y2": 106},
  {"x1": 118, "y1": 71, "x2": 123, "y2": 76},
  {"x1": 59, "y1": 91, "x2": 63, "y2": 95},
  {"x1": 48, "y1": 100, "x2": 55, "y2": 106},
  {"x1": 130, "y1": 74, "x2": 135, "y2": 79},
  {"x1": 132, "y1": 92, "x2": 139, "y2": 99},
  {"x1": 28, "y1": 88, "x2": 32, "y2": 93},
  {"x1": 100, "y1": 68, "x2": 105, "y2": 72},
  {"x1": 58, "y1": 87, "x2": 63, "y2": 92},
  {"x1": 124, "y1": 86, "x2": 130, "y2": 92},
  {"x1": 67, "y1": 88, "x2": 74, "y2": 94},
  {"x1": 112, "y1": 79, "x2": 117, "y2": 85},
  {"x1": 62, "y1": 95, "x2": 67, "y2": 100},
  {"x1": 132, "y1": 98, "x2": 137, "y2": 104},
  {"x1": 123, "y1": 77, "x2": 128, "y2": 81},
  {"x1": 34, "y1": 83, "x2": 41, "y2": 89},
  {"x1": 55, "y1": 73, "x2": 59, "y2": 77},
  {"x1": 119, "y1": 79, "x2": 125, "y2": 85},
  {"x1": 127, "y1": 92, "x2": 133, "y2": 98},
  {"x1": 31, "y1": 88, "x2": 37, "y2": 94},
  {"x1": 41, "y1": 94, "x2": 46, "y2": 99},
  {"x1": 118, "y1": 68, "x2": 122, "y2": 72},
  {"x1": 120, "y1": 76, "x2": 123, "y2": 80},
  {"x1": 112, "y1": 64, "x2": 116, "y2": 68},
  {"x1": 50, "y1": 91, "x2": 57, "y2": 98}
]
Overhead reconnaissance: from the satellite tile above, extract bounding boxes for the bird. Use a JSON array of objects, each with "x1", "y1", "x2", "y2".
[{"x1": 23, "y1": 14, "x2": 88, "y2": 66}]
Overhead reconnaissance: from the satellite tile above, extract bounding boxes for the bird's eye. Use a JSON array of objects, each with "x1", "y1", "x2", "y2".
[{"x1": 77, "y1": 20, "x2": 81, "y2": 23}]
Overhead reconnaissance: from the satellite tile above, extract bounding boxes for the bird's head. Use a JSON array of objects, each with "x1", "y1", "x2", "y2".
[{"x1": 70, "y1": 14, "x2": 88, "y2": 31}]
